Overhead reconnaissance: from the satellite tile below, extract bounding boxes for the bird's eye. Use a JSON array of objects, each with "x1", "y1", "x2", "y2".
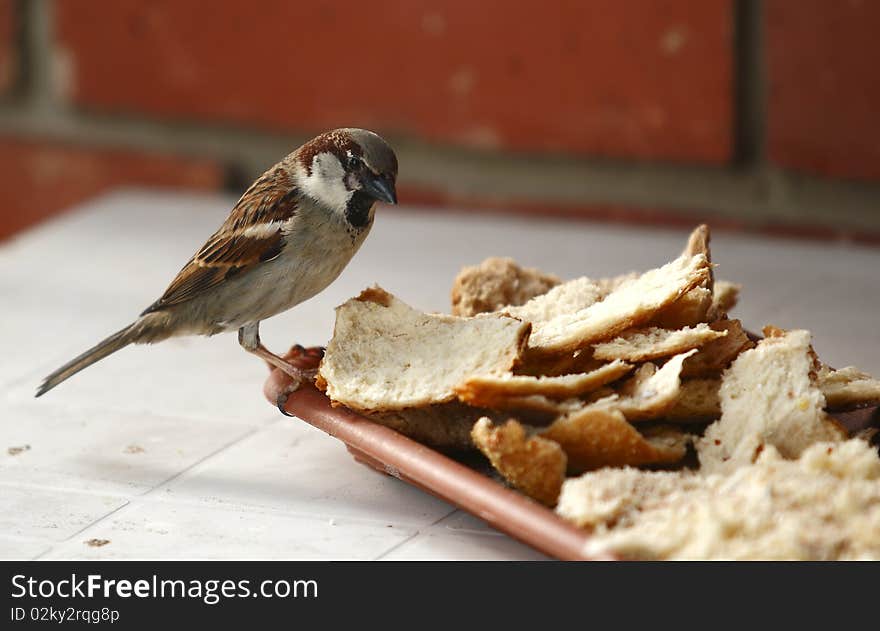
[{"x1": 346, "y1": 155, "x2": 362, "y2": 170}]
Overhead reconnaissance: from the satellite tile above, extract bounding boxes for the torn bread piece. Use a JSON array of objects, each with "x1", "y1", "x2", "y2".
[
  {"x1": 613, "y1": 350, "x2": 696, "y2": 421},
  {"x1": 319, "y1": 286, "x2": 531, "y2": 412},
  {"x1": 665, "y1": 378, "x2": 722, "y2": 422},
  {"x1": 472, "y1": 418, "x2": 567, "y2": 506},
  {"x1": 818, "y1": 366, "x2": 880, "y2": 410},
  {"x1": 596, "y1": 272, "x2": 638, "y2": 298},
  {"x1": 451, "y1": 257, "x2": 559, "y2": 316},
  {"x1": 650, "y1": 287, "x2": 713, "y2": 329},
  {"x1": 592, "y1": 324, "x2": 727, "y2": 363},
  {"x1": 697, "y1": 329, "x2": 846, "y2": 474},
  {"x1": 503, "y1": 277, "x2": 604, "y2": 325},
  {"x1": 541, "y1": 405, "x2": 687, "y2": 473},
  {"x1": 527, "y1": 243, "x2": 711, "y2": 356},
  {"x1": 456, "y1": 360, "x2": 632, "y2": 402},
  {"x1": 650, "y1": 224, "x2": 713, "y2": 329},
  {"x1": 707, "y1": 280, "x2": 741, "y2": 320},
  {"x1": 681, "y1": 319, "x2": 753, "y2": 377},
  {"x1": 366, "y1": 403, "x2": 508, "y2": 450},
  {"x1": 557, "y1": 439, "x2": 880, "y2": 560}
]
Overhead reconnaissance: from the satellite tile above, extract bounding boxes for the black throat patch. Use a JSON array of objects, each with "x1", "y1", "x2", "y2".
[{"x1": 345, "y1": 191, "x2": 374, "y2": 229}]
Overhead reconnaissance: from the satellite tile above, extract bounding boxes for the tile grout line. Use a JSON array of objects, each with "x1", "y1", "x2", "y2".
[{"x1": 371, "y1": 507, "x2": 459, "y2": 561}]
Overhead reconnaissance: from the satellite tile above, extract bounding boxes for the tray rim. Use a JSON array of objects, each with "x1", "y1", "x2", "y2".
[{"x1": 264, "y1": 376, "x2": 609, "y2": 560}]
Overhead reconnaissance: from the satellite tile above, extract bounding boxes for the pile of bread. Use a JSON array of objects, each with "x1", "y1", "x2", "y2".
[{"x1": 315, "y1": 226, "x2": 880, "y2": 560}]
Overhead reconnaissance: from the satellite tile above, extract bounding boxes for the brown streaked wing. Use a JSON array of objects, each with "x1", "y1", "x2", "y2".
[{"x1": 142, "y1": 166, "x2": 298, "y2": 314}]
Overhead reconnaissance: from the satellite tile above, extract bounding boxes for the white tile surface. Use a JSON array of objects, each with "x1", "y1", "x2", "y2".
[
  {"x1": 0, "y1": 536, "x2": 52, "y2": 560},
  {"x1": 43, "y1": 500, "x2": 415, "y2": 560},
  {"x1": 0, "y1": 485, "x2": 127, "y2": 543},
  {"x1": 380, "y1": 529, "x2": 550, "y2": 561},
  {"x1": 0, "y1": 401, "x2": 256, "y2": 494},
  {"x1": 161, "y1": 419, "x2": 456, "y2": 528},
  {"x1": 1, "y1": 188, "x2": 879, "y2": 560}
]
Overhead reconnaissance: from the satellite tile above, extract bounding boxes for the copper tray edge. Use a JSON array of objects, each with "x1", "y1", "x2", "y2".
[{"x1": 264, "y1": 373, "x2": 605, "y2": 561}]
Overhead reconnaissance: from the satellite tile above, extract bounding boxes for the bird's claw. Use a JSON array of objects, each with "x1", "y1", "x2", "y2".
[
  {"x1": 276, "y1": 391, "x2": 295, "y2": 417},
  {"x1": 275, "y1": 372, "x2": 305, "y2": 417}
]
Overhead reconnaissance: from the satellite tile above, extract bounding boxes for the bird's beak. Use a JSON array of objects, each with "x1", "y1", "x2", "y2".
[{"x1": 362, "y1": 172, "x2": 397, "y2": 205}]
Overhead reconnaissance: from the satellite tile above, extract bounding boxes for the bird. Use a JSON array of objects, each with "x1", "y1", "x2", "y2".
[{"x1": 36, "y1": 128, "x2": 398, "y2": 402}]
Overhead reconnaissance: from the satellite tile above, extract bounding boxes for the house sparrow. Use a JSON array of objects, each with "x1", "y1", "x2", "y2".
[{"x1": 37, "y1": 128, "x2": 398, "y2": 403}]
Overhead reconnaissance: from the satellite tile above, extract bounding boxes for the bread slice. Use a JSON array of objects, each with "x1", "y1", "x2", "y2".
[
  {"x1": 541, "y1": 404, "x2": 687, "y2": 473},
  {"x1": 472, "y1": 418, "x2": 567, "y2": 506},
  {"x1": 526, "y1": 244, "x2": 711, "y2": 356},
  {"x1": 650, "y1": 224, "x2": 713, "y2": 328},
  {"x1": 818, "y1": 365, "x2": 880, "y2": 410},
  {"x1": 613, "y1": 350, "x2": 696, "y2": 421},
  {"x1": 707, "y1": 280, "x2": 741, "y2": 320},
  {"x1": 558, "y1": 439, "x2": 880, "y2": 560},
  {"x1": 697, "y1": 329, "x2": 846, "y2": 474},
  {"x1": 456, "y1": 359, "x2": 632, "y2": 402},
  {"x1": 592, "y1": 323, "x2": 726, "y2": 362},
  {"x1": 595, "y1": 271, "x2": 638, "y2": 297},
  {"x1": 503, "y1": 277, "x2": 604, "y2": 324},
  {"x1": 681, "y1": 319, "x2": 753, "y2": 377},
  {"x1": 664, "y1": 378, "x2": 722, "y2": 421},
  {"x1": 365, "y1": 402, "x2": 505, "y2": 449},
  {"x1": 451, "y1": 257, "x2": 560, "y2": 316},
  {"x1": 319, "y1": 286, "x2": 531, "y2": 412}
]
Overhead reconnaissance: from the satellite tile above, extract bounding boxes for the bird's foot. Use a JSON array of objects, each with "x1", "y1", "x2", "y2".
[{"x1": 272, "y1": 345, "x2": 325, "y2": 415}]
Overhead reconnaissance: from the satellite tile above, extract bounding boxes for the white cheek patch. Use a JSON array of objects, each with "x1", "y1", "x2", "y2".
[{"x1": 299, "y1": 152, "x2": 354, "y2": 210}]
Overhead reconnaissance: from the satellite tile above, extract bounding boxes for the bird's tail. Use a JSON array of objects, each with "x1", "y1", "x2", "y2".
[{"x1": 36, "y1": 323, "x2": 142, "y2": 397}]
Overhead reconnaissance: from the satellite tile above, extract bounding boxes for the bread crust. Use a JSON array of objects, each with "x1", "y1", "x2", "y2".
[{"x1": 472, "y1": 418, "x2": 567, "y2": 506}]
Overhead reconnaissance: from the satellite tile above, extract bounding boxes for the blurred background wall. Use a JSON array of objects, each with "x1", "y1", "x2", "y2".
[{"x1": 0, "y1": 0, "x2": 877, "y2": 241}]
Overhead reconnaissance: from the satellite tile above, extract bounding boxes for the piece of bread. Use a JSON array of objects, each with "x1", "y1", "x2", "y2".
[
  {"x1": 706, "y1": 280, "x2": 741, "y2": 320},
  {"x1": 595, "y1": 271, "x2": 638, "y2": 297},
  {"x1": 540, "y1": 404, "x2": 687, "y2": 473},
  {"x1": 319, "y1": 286, "x2": 531, "y2": 412},
  {"x1": 650, "y1": 287, "x2": 713, "y2": 329},
  {"x1": 451, "y1": 257, "x2": 560, "y2": 316},
  {"x1": 613, "y1": 350, "x2": 696, "y2": 421},
  {"x1": 366, "y1": 402, "x2": 506, "y2": 449},
  {"x1": 664, "y1": 378, "x2": 722, "y2": 421},
  {"x1": 680, "y1": 319, "x2": 753, "y2": 377},
  {"x1": 818, "y1": 365, "x2": 880, "y2": 410},
  {"x1": 650, "y1": 224, "x2": 713, "y2": 329},
  {"x1": 592, "y1": 323, "x2": 727, "y2": 362},
  {"x1": 472, "y1": 418, "x2": 567, "y2": 506},
  {"x1": 557, "y1": 439, "x2": 880, "y2": 560},
  {"x1": 456, "y1": 360, "x2": 632, "y2": 402},
  {"x1": 503, "y1": 277, "x2": 604, "y2": 324},
  {"x1": 526, "y1": 240, "x2": 711, "y2": 356},
  {"x1": 697, "y1": 329, "x2": 846, "y2": 474}
]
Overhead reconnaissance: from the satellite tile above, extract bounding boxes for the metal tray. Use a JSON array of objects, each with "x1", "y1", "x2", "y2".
[{"x1": 263, "y1": 347, "x2": 880, "y2": 561}]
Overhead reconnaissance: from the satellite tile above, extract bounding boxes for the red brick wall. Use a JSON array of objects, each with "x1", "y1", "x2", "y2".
[
  {"x1": 766, "y1": 0, "x2": 880, "y2": 181},
  {"x1": 56, "y1": 0, "x2": 733, "y2": 163}
]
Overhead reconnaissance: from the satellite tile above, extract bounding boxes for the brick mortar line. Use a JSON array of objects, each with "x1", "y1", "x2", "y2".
[
  {"x1": 0, "y1": 104, "x2": 879, "y2": 232},
  {"x1": 733, "y1": 0, "x2": 766, "y2": 166}
]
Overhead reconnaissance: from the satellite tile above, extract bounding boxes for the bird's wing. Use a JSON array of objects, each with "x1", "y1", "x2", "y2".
[{"x1": 143, "y1": 166, "x2": 299, "y2": 314}]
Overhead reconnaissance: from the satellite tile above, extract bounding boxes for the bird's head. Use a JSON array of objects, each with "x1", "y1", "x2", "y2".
[{"x1": 295, "y1": 128, "x2": 398, "y2": 217}]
